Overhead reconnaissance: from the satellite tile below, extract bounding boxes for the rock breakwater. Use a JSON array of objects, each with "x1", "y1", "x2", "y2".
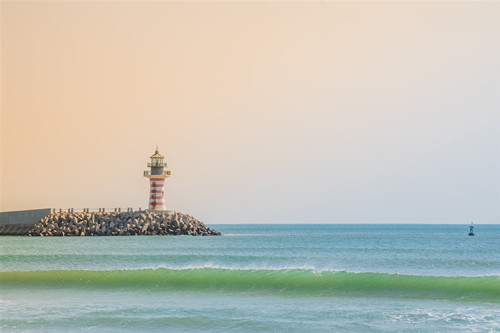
[{"x1": 28, "y1": 210, "x2": 221, "y2": 236}]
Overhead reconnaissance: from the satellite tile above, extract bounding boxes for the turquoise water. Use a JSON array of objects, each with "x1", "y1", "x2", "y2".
[{"x1": 1, "y1": 224, "x2": 499, "y2": 332}]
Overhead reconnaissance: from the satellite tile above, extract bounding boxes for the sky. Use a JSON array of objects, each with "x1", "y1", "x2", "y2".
[{"x1": 1, "y1": 1, "x2": 499, "y2": 224}]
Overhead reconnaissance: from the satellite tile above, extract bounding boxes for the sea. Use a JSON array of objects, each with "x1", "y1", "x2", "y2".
[{"x1": 1, "y1": 224, "x2": 499, "y2": 332}]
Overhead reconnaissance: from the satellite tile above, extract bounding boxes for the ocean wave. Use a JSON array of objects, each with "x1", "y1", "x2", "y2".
[{"x1": 1, "y1": 268, "x2": 498, "y2": 302}]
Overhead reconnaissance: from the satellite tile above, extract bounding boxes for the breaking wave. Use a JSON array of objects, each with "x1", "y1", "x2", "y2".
[{"x1": 1, "y1": 268, "x2": 499, "y2": 302}]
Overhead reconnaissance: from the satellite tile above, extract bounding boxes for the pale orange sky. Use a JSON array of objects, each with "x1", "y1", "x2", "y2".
[{"x1": 1, "y1": 1, "x2": 499, "y2": 223}]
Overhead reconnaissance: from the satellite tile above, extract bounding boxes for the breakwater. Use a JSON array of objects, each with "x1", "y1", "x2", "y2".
[{"x1": 26, "y1": 210, "x2": 220, "y2": 236}]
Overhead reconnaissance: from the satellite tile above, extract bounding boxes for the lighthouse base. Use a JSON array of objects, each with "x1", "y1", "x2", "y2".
[{"x1": 149, "y1": 204, "x2": 166, "y2": 211}]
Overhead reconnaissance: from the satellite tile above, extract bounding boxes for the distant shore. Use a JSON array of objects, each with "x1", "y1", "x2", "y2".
[{"x1": 25, "y1": 210, "x2": 220, "y2": 237}]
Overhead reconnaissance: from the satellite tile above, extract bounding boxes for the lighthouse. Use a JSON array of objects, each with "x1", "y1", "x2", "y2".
[{"x1": 143, "y1": 147, "x2": 171, "y2": 211}]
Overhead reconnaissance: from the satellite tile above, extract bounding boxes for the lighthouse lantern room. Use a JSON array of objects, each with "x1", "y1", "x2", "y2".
[{"x1": 143, "y1": 147, "x2": 171, "y2": 211}]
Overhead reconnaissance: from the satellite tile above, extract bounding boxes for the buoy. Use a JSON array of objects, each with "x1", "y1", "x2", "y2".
[{"x1": 468, "y1": 222, "x2": 474, "y2": 236}]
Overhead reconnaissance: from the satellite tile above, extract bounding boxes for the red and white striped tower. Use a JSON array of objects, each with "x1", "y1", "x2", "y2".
[{"x1": 143, "y1": 147, "x2": 171, "y2": 211}]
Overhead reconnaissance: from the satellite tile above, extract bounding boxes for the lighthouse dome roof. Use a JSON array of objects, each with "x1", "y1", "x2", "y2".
[{"x1": 150, "y1": 148, "x2": 164, "y2": 159}]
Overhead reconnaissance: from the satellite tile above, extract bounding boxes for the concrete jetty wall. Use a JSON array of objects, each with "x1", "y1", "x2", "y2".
[{"x1": 0, "y1": 208, "x2": 52, "y2": 235}]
